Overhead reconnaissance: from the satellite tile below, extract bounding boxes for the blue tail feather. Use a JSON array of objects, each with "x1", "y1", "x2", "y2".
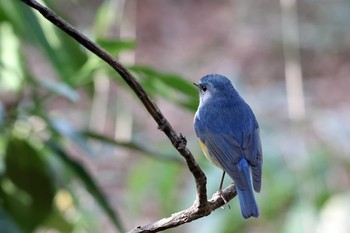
[
  {"x1": 236, "y1": 186, "x2": 259, "y2": 219},
  {"x1": 235, "y1": 158, "x2": 259, "y2": 219}
]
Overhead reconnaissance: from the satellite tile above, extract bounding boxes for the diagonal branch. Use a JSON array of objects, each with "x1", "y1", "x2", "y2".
[{"x1": 19, "y1": 0, "x2": 237, "y2": 232}]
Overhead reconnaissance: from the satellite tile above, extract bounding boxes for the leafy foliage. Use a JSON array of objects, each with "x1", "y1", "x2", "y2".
[{"x1": 0, "y1": 1, "x2": 198, "y2": 232}]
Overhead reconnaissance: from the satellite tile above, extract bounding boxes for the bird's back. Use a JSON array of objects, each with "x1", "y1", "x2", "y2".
[{"x1": 196, "y1": 92, "x2": 256, "y2": 143}]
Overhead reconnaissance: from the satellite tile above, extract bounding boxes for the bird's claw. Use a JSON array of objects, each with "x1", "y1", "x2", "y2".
[{"x1": 218, "y1": 189, "x2": 231, "y2": 209}]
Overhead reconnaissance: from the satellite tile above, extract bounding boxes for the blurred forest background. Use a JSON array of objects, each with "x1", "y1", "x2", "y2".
[{"x1": 1, "y1": 0, "x2": 350, "y2": 233}]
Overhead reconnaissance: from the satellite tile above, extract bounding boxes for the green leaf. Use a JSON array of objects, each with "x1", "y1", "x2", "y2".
[
  {"x1": 129, "y1": 65, "x2": 198, "y2": 111},
  {"x1": 0, "y1": 1, "x2": 27, "y2": 35},
  {"x1": 46, "y1": 141, "x2": 125, "y2": 233},
  {"x1": 70, "y1": 55, "x2": 101, "y2": 86},
  {"x1": 17, "y1": 1, "x2": 88, "y2": 84},
  {"x1": 0, "y1": 23, "x2": 24, "y2": 92},
  {"x1": 17, "y1": 3, "x2": 66, "y2": 79},
  {"x1": 93, "y1": 0, "x2": 114, "y2": 36},
  {"x1": 96, "y1": 39, "x2": 136, "y2": 56},
  {"x1": 4, "y1": 137, "x2": 55, "y2": 232}
]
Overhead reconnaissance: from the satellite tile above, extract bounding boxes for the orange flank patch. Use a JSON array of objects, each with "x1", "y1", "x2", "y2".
[{"x1": 198, "y1": 138, "x2": 221, "y2": 168}]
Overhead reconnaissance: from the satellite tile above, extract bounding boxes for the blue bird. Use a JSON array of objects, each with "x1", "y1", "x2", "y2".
[{"x1": 194, "y1": 74, "x2": 262, "y2": 219}]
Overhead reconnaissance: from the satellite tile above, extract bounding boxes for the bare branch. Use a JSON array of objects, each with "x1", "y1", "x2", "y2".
[
  {"x1": 127, "y1": 185, "x2": 236, "y2": 233},
  {"x1": 19, "y1": 1, "x2": 237, "y2": 232}
]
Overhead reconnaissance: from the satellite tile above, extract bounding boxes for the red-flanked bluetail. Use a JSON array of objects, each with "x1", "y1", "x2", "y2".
[{"x1": 194, "y1": 74, "x2": 263, "y2": 219}]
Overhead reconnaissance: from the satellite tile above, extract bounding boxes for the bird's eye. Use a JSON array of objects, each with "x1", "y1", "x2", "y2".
[{"x1": 202, "y1": 85, "x2": 207, "y2": 92}]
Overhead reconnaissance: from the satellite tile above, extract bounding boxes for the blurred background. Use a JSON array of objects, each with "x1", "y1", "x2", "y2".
[{"x1": 1, "y1": 0, "x2": 350, "y2": 232}]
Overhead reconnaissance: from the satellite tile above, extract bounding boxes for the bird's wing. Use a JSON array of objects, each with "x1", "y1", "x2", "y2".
[
  {"x1": 242, "y1": 126, "x2": 263, "y2": 192},
  {"x1": 204, "y1": 133, "x2": 249, "y2": 189},
  {"x1": 195, "y1": 113, "x2": 262, "y2": 191}
]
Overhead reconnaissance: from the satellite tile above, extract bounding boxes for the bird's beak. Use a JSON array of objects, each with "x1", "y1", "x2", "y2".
[{"x1": 193, "y1": 83, "x2": 199, "y2": 88}]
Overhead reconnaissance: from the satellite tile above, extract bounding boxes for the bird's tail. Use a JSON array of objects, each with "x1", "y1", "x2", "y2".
[
  {"x1": 237, "y1": 185, "x2": 259, "y2": 219},
  {"x1": 236, "y1": 161, "x2": 259, "y2": 219}
]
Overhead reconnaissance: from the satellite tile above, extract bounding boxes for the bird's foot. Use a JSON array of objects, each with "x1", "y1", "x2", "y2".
[{"x1": 218, "y1": 189, "x2": 231, "y2": 209}]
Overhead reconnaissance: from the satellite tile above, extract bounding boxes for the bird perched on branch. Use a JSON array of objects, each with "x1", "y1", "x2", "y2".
[{"x1": 194, "y1": 74, "x2": 262, "y2": 219}]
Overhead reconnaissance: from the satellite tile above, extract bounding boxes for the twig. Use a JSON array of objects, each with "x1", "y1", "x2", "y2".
[
  {"x1": 127, "y1": 185, "x2": 236, "y2": 233},
  {"x1": 19, "y1": 1, "x2": 237, "y2": 232}
]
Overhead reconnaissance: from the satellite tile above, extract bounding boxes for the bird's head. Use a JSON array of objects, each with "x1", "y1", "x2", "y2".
[{"x1": 194, "y1": 74, "x2": 234, "y2": 104}]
